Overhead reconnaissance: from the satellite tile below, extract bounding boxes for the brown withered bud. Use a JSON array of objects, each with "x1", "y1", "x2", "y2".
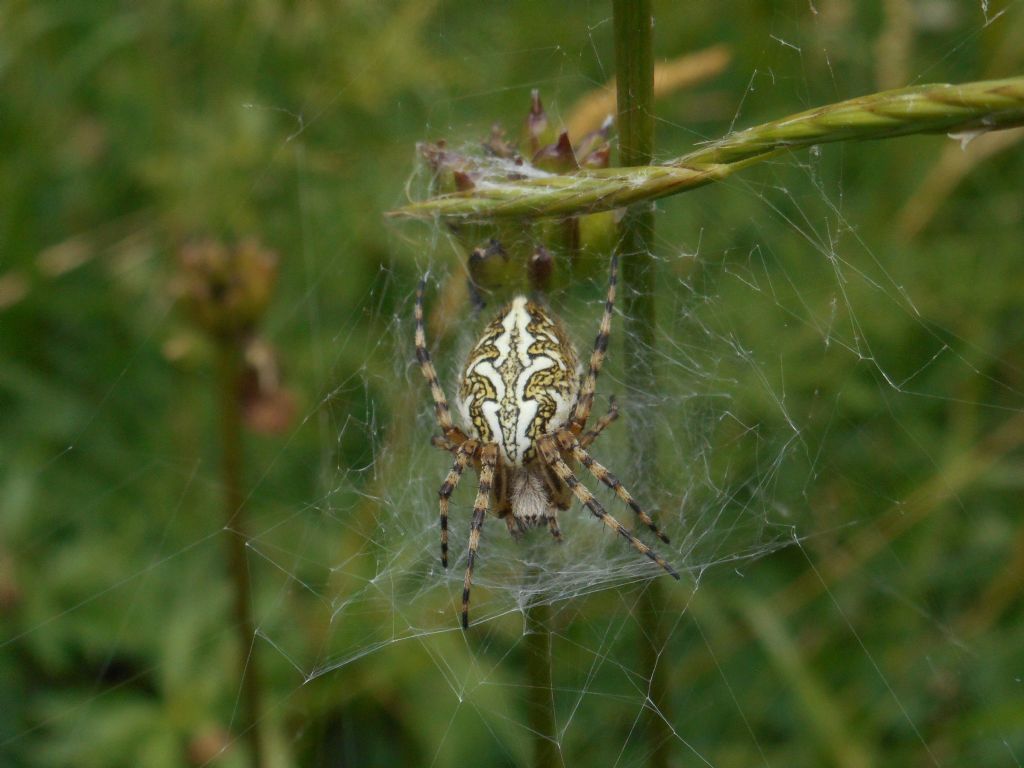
[
  {"x1": 526, "y1": 89, "x2": 548, "y2": 155},
  {"x1": 580, "y1": 144, "x2": 611, "y2": 169},
  {"x1": 574, "y1": 116, "x2": 614, "y2": 169},
  {"x1": 177, "y1": 238, "x2": 278, "y2": 339},
  {"x1": 417, "y1": 90, "x2": 611, "y2": 199},
  {"x1": 532, "y1": 131, "x2": 580, "y2": 173},
  {"x1": 240, "y1": 336, "x2": 296, "y2": 434},
  {"x1": 482, "y1": 123, "x2": 520, "y2": 161},
  {"x1": 418, "y1": 140, "x2": 480, "y2": 195},
  {"x1": 453, "y1": 171, "x2": 476, "y2": 192},
  {"x1": 411, "y1": 89, "x2": 619, "y2": 297},
  {"x1": 528, "y1": 245, "x2": 554, "y2": 293}
]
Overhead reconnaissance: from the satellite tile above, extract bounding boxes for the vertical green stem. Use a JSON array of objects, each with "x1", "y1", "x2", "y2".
[
  {"x1": 524, "y1": 599, "x2": 558, "y2": 768},
  {"x1": 216, "y1": 339, "x2": 266, "y2": 768},
  {"x1": 614, "y1": 0, "x2": 655, "y2": 170},
  {"x1": 613, "y1": 2, "x2": 672, "y2": 767}
]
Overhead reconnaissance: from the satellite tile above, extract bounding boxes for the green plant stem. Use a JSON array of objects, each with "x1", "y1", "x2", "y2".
[
  {"x1": 614, "y1": 0, "x2": 654, "y2": 171},
  {"x1": 675, "y1": 76, "x2": 1024, "y2": 165},
  {"x1": 216, "y1": 339, "x2": 266, "y2": 768},
  {"x1": 524, "y1": 600, "x2": 558, "y2": 768},
  {"x1": 393, "y1": 76, "x2": 1024, "y2": 220},
  {"x1": 394, "y1": 163, "x2": 729, "y2": 219},
  {"x1": 613, "y1": 3, "x2": 671, "y2": 768}
]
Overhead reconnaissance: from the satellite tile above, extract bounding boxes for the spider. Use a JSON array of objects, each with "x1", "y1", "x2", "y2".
[{"x1": 415, "y1": 256, "x2": 679, "y2": 628}]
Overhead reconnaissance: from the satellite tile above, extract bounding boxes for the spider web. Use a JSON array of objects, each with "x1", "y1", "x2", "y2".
[{"x1": 3, "y1": 2, "x2": 1024, "y2": 766}]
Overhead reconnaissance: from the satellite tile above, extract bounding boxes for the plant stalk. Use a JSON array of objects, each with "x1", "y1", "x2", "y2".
[
  {"x1": 524, "y1": 599, "x2": 558, "y2": 768},
  {"x1": 613, "y1": 3, "x2": 672, "y2": 767},
  {"x1": 216, "y1": 338, "x2": 266, "y2": 768},
  {"x1": 393, "y1": 76, "x2": 1024, "y2": 220}
]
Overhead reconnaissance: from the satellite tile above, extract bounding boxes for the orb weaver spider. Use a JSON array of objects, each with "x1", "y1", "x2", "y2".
[{"x1": 416, "y1": 256, "x2": 679, "y2": 628}]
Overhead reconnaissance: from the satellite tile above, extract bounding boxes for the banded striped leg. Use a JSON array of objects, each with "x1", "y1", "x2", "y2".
[
  {"x1": 462, "y1": 444, "x2": 498, "y2": 629},
  {"x1": 504, "y1": 516, "x2": 523, "y2": 539},
  {"x1": 537, "y1": 436, "x2": 679, "y2": 580},
  {"x1": 494, "y1": 463, "x2": 521, "y2": 540},
  {"x1": 538, "y1": 464, "x2": 568, "y2": 541},
  {"x1": 571, "y1": 256, "x2": 618, "y2": 434},
  {"x1": 438, "y1": 439, "x2": 478, "y2": 568},
  {"x1": 544, "y1": 510, "x2": 563, "y2": 541},
  {"x1": 579, "y1": 396, "x2": 620, "y2": 449},
  {"x1": 556, "y1": 430, "x2": 671, "y2": 544},
  {"x1": 415, "y1": 278, "x2": 469, "y2": 446},
  {"x1": 431, "y1": 435, "x2": 457, "y2": 452}
]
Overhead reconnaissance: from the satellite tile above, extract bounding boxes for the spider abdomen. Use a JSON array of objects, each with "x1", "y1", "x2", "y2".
[{"x1": 457, "y1": 297, "x2": 579, "y2": 466}]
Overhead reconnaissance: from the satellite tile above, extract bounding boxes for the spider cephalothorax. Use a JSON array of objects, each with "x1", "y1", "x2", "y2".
[{"x1": 416, "y1": 257, "x2": 679, "y2": 628}]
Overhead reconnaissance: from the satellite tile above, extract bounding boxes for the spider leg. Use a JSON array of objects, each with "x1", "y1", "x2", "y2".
[
  {"x1": 537, "y1": 463, "x2": 568, "y2": 541},
  {"x1": 494, "y1": 461, "x2": 521, "y2": 540},
  {"x1": 462, "y1": 443, "x2": 498, "y2": 629},
  {"x1": 545, "y1": 510, "x2": 563, "y2": 541},
  {"x1": 537, "y1": 436, "x2": 679, "y2": 580},
  {"x1": 556, "y1": 430, "x2": 671, "y2": 544},
  {"x1": 571, "y1": 255, "x2": 618, "y2": 434},
  {"x1": 579, "y1": 396, "x2": 619, "y2": 449},
  {"x1": 504, "y1": 515, "x2": 524, "y2": 539},
  {"x1": 432, "y1": 435, "x2": 457, "y2": 452},
  {"x1": 438, "y1": 439, "x2": 478, "y2": 568},
  {"x1": 416, "y1": 277, "x2": 470, "y2": 446}
]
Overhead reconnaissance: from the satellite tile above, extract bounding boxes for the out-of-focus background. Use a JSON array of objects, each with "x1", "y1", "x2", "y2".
[{"x1": 2, "y1": 2, "x2": 1023, "y2": 766}]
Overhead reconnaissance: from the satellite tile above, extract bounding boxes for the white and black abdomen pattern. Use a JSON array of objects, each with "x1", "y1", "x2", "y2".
[{"x1": 458, "y1": 298, "x2": 579, "y2": 466}]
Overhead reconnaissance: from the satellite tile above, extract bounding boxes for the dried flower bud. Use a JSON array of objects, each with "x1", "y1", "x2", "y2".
[
  {"x1": 528, "y1": 245, "x2": 554, "y2": 292},
  {"x1": 417, "y1": 141, "x2": 478, "y2": 195},
  {"x1": 526, "y1": 89, "x2": 549, "y2": 154},
  {"x1": 483, "y1": 123, "x2": 520, "y2": 160},
  {"x1": 580, "y1": 144, "x2": 611, "y2": 169},
  {"x1": 240, "y1": 336, "x2": 296, "y2": 434},
  {"x1": 573, "y1": 116, "x2": 613, "y2": 159},
  {"x1": 575, "y1": 116, "x2": 614, "y2": 168},
  {"x1": 412, "y1": 89, "x2": 620, "y2": 297},
  {"x1": 177, "y1": 238, "x2": 278, "y2": 339},
  {"x1": 532, "y1": 131, "x2": 579, "y2": 172}
]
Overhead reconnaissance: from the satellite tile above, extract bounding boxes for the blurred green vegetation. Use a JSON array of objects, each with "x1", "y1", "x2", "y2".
[{"x1": 2, "y1": 1, "x2": 1023, "y2": 766}]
